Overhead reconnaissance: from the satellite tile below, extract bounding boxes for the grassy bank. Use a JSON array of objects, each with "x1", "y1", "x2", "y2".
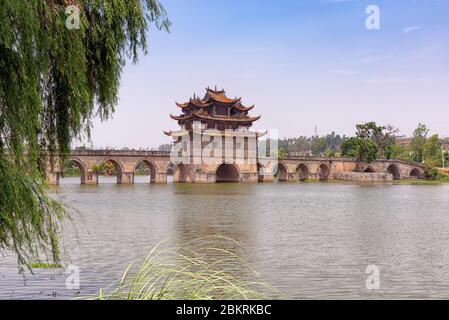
[
  {"x1": 30, "y1": 262, "x2": 63, "y2": 269},
  {"x1": 394, "y1": 178, "x2": 449, "y2": 185}
]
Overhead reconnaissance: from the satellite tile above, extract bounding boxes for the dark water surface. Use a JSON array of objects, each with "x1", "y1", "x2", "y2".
[{"x1": 1, "y1": 176, "x2": 449, "y2": 299}]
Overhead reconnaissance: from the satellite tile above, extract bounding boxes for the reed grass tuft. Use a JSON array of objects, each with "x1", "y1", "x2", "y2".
[{"x1": 93, "y1": 237, "x2": 281, "y2": 300}]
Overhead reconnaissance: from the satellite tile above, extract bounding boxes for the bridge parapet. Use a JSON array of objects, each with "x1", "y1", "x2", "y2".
[{"x1": 68, "y1": 150, "x2": 171, "y2": 157}]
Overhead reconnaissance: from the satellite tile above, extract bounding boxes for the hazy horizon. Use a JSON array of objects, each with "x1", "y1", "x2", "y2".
[{"x1": 78, "y1": 0, "x2": 449, "y2": 149}]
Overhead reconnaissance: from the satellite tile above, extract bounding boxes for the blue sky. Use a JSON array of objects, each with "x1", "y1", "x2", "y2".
[{"x1": 87, "y1": 0, "x2": 449, "y2": 149}]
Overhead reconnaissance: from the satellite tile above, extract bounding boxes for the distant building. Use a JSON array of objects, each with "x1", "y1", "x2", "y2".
[
  {"x1": 395, "y1": 136, "x2": 412, "y2": 147},
  {"x1": 440, "y1": 138, "x2": 449, "y2": 152}
]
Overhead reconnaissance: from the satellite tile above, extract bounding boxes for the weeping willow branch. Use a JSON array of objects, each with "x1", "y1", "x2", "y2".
[{"x1": 0, "y1": 0, "x2": 170, "y2": 269}]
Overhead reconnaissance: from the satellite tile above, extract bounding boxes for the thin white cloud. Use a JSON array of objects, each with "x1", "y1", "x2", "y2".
[
  {"x1": 403, "y1": 25, "x2": 421, "y2": 33},
  {"x1": 360, "y1": 55, "x2": 381, "y2": 64}
]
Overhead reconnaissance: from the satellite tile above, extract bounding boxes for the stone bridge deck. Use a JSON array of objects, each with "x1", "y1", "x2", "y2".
[{"x1": 46, "y1": 150, "x2": 425, "y2": 185}]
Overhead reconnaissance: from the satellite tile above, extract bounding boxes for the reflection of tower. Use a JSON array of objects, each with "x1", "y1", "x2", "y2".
[{"x1": 163, "y1": 87, "x2": 266, "y2": 183}]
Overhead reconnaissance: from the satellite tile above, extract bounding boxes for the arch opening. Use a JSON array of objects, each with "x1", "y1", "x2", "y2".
[
  {"x1": 60, "y1": 158, "x2": 87, "y2": 185},
  {"x1": 134, "y1": 159, "x2": 157, "y2": 184},
  {"x1": 386, "y1": 164, "x2": 401, "y2": 180},
  {"x1": 318, "y1": 163, "x2": 330, "y2": 181},
  {"x1": 364, "y1": 167, "x2": 375, "y2": 173},
  {"x1": 96, "y1": 159, "x2": 123, "y2": 184},
  {"x1": 296, "y1": 163, "x2": 310, "y2": 181},
  {"x1": 409, "y1": 168, "x2": 422, "y2": 179},
  {"x1": 216, "y1": 163, "x2": 240, "y2": 183},
  {"x1": 274, "y1": 163, "x2": 288, "y2": 182},
  {"x1": 166, "y1": 162, "x2": 175, "y2": 183}
]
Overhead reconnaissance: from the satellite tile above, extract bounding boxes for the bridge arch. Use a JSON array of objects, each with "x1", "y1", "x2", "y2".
[
  {"x1": 274, "y1": 162, "x2": 289, "y2": 182},
  {"x1": 96, "y1": 158, "x2": 124, "y2": 184},
  {"x1": 215, "y1": 161, "x2": 241, "y2": 183},
  {"x1": 409, "y1": 168, "x2": 423, "y2": 179},
  {"x1": 364, "y1": 166, "x2": 376, "y2": 173},
  {"x1": 134, "y1": 159, "x2": 158, "y2": 183},
  {"x1": 61, "y1": 157, "x2": 88, "y2": 184},
  {"x1": 386, "y1": 163, "x2": 401, "y2": 180},
  {"x1": 318, "y1": 163, "x2": 331, "y2": 181},
  {"x1": 296, "y1": 163, "x2": 310, "y2": 181}
]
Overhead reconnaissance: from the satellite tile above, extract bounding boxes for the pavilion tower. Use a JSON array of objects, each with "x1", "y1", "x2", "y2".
[{"x1": 164, "y1": 87, "x2": 266, "y2": 183}]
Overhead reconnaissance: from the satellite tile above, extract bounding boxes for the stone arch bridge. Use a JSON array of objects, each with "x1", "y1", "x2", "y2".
[
  {"x1": 46, "y1": 150, "x2": 425, "y2": 185},
  {"x1": 274, "y1": 155, "x2": 424, "y2": 182}
]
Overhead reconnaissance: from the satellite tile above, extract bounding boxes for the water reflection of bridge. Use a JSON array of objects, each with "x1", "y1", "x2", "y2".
[{"x1": 46, "y1": 150, "x2": 425, "y2": 185}]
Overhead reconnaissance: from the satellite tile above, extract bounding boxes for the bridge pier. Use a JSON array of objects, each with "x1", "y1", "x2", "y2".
[
  {"x1": 156, "y1": 172, "x2": 167, "y2": 184},
  {"x1": 259, "y1": 173, "x2": 275, "y2": 182},
  {"x1": 118, "y1": 172, "x2": 134, "y2": 184},
  {"x1": 192, "y1": 171, "x2": 216, "y2": 183},
  {"x1": 289, "y1": 172, "x2": 299, "y2": 182},
  {"x1": 82, "y1": 171, "x2": 98, "y2": 185},
  {"x1": 46, "y1": 172, "x2": 60, "y2": 186},
  {"x1": 241, "y1": 172, "x2": 259, "y2": 183}
]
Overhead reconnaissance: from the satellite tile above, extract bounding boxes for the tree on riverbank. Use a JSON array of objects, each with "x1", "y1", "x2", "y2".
[
  {"x1": 0, "y1": 1, "x2": 170, "y2": 269},
  {"x1": 340, "y1": 122, "x2": 395, "y2": 169},
  {"x1": 410, "y1": 123, "x2": 429, "y2": 163}
]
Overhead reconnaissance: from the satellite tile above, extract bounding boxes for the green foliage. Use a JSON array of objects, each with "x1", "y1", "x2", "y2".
[
  {"x1": 0, "y1": 0, "x2": 170, "y2": 268},
  {"x1": 91, "y1": 161, "x2": 117, "y2": 175},
  {"x1": 91, "y1": 164, "x2": 101, "y2": 174},
  {"x1": 135, "y1": 162, "x2": 152, "y2": 175},
  {"x1": 410, "y1": 123, "x2": 429, "y2": 162},
  {"x1": 340, "y1": 121, "x2": 400, "y2": 165},
  {"x1": 423, "y1": 134, "x2": 442, "y2": 168},
  {"x1": 340, "y1": 137, "x2": 359, "y2": 158},
  {"x1": 390, "y1": 144, "x2": 412, "y2": 161},
  {"x1": 355, "y1": 122, "x2": 398, "y2": 159},
  {"x1": 277, "y1": 148, "x2": 288, "y2": 159},
  {"x1": 324, "y1": 149, "x2": 335, "y2": 157},
  {"x1": 310, "y1": 136, "x2": 327, "y2": 155},
  {"x1": 341, "y1": 136, "x2": 378, "y2": 163},
  {"x1": 92, "y1": 238, "x2": 280, "y2": 300},
  {"x1": 61, "y1": 160, "x2": 81, "y2": 177},
  {"x1": 30, "y1": 261, "x2": 63, "y2": 269},
  {"x1": 277, "y1": 132, "x2": 346, "y2": 156},
  {"x1": 424, "y1": 168, "x2": 441, "y2": 180},
  {"x1": 0, "y1": 153, "x2": 64, "y2": 269}
]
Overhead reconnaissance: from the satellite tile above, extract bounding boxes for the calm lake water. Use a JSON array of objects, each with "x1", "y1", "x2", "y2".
[{"x1": 1, "y1": 176, "x2": 449, "y2": 299}]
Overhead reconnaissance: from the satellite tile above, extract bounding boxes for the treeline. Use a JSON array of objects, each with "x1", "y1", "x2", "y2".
[
  {"x1": 339, "y1": 122, "x2": 448, "y2": 166},
  {"x1": 278, "y1": 132, "x2": 347, "y2": 157}
]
